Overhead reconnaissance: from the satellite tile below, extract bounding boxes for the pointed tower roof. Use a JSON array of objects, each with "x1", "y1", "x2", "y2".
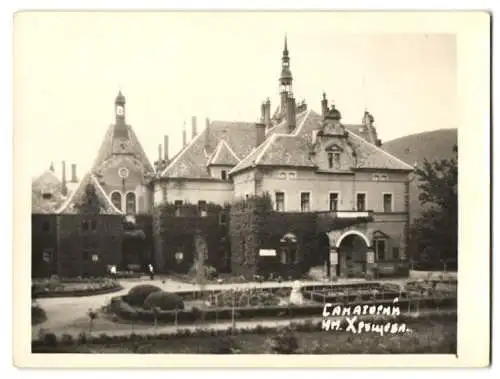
[
  {"x1": 115, "y1": 90, "x2": 126, "y2": 105},
  {"x1": 91, "y1": 93, "x2": 154, "y2": 173}
]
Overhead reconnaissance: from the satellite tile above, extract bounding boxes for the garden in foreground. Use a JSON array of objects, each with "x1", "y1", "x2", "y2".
[{"x1": 32, "y1": 313, "x2": 456, "y2": 354}]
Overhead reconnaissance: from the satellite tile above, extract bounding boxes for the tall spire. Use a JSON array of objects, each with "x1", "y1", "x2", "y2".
[{"x1": 279, "y1": 35, "x2": 293, "y2": 118}]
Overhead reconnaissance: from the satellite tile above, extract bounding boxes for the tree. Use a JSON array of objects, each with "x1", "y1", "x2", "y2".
[
  {"x1": 75, "y1": 183, "x2": 104, "y2": 214},
  {"x1": 409, "y1": 145, "x2": 458, "y2": 270}
]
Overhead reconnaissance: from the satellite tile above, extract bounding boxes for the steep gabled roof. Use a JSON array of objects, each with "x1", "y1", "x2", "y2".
[
  {"x1": 230, "y1": 109, "x2": 312, "y2": 173},
  {"x1": 207, "y1": 139, "x2": 241, "y2": 166},
  {"x1": 91, "y1": 123, "x2": 154, "y2": 173},
  {"x1": 231, "y1": 110, "x2": 414, "y2": 174},
  {"x1": 160, "y1": 120, "x2": 255, "y2": 179},
  {"x1": 56, "y1": 172, "x2": 123, "y2": 214}
]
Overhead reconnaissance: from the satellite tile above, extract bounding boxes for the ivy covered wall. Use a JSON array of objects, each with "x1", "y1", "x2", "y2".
[{"x1": 152, "y1": 202, "x2": 230, "y2": 274}]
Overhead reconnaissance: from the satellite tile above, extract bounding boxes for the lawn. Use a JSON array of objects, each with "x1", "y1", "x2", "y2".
[{"x1": 33, "y1": 318, "x2": 456, "y2": 354}]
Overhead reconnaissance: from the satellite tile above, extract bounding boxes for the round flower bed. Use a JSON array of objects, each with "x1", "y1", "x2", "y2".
[{"x1": 32, "y1": 277, "x2": 121, "y2": 298}]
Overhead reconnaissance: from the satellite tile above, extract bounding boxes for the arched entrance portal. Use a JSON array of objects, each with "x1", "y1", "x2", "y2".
[{"x1": 337, "y1": 232, "x2": 369, "y2": 278}]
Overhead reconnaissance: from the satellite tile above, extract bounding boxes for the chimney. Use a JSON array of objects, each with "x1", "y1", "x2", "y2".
[
  {"x1": 321, "y1": 92, "x2": 328, "y2": 118},
  {"x1": 61, "y1": 161, "x2": 67, "y2": 196},
  {"x1": 260, "y1": 102, "x2": 266, "y2": 122},
  {"x1": 287, "y1": 95, "x2": 296, "y2": 133},
  {"x1": 158, "y1": 144, "x2": 163, "y2": 167},
  {"x1": 363, "y1": 110, "x2": 379, "y2": 146},
  {"x1": 182, "y1": 125, "x2": 187, "y2": 147},
  {"x1": 264, "y1": 98, "x2": 271, "y2": 128},
  {"x1": 204, "y1": 118, "x2": 210, "y2": 151},
  {"x1": 256, "y1": 122, "x2": 266, "y2": 147},
  {"x1": 164, "y1": 135, "x2": 169, "y2": 162},
  {"x1": 49, "y1": 162, "x2": 55, "y2": 172},
  {"x1": 71, "y1": 164, "x2": 77, "y2": 183},
  {"x1": 191, "y1": 116, "x2": 197, "y2": 139}
]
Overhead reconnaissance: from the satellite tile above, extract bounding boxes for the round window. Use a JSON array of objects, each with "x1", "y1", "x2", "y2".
[{"x1": 118, "y1": 167, "x2": 129, "y2": 179}]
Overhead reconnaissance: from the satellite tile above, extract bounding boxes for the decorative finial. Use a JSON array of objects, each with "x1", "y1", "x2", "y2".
[
  {"x1": 284, "y1": 34, "x2": 288, "y2": 53},
  {"x1": 49, "y1": 162, "x2": 55, "y2": 172}
]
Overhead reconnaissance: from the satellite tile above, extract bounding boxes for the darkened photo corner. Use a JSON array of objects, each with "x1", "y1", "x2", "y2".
[{"x1": 25, "y1": 13, "x2": 458, "y2": 356}]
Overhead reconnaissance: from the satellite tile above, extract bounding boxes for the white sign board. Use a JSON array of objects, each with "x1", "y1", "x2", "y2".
[
  {"x1": 259, "y1": 249, "x2": 276, "y2": 257},
  {"x1": 329, "y1": 252, "x2": 338, "y2": 265},
  {"x1": 366, "y1": 251, "x2": 375, "y2": 264}
]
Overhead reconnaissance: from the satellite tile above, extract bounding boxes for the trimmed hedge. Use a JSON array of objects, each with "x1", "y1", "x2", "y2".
[
  {"x1": 124, "y1": 284, "x2": 162, "y2": 307},
  {"x1": 110, "y1": 294, "x2": 456, "y2": 324},
  {"x1": 32, "y1": 280, "x2": 122, "y2": 299},
  {"x1": 301, "y1": 283, "x2": 403, "y2": 304},
  {"x1": 143, "y1": 291, "x2": 184, "y2": 311}
]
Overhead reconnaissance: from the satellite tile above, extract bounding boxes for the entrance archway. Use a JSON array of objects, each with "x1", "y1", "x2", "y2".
[{"x1": 337, "y1": 232, "x2": 369, "y2": 278}]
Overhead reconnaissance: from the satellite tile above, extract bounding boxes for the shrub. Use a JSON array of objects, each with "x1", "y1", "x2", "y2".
[
  {"x1": 43, "y1": 332, "x2": 58, "y2": 347},
  {"x1": 125, "y1": 284, "x2": 162, "y2": 306},
  {"x1": 60, "y1": 333, "x2": 74, "y2": 345},
  {"x1": 267, "y1": 326, "x2": 299, "y2": 354},
  {"x1": 143, "y1": 291, "x2": 184, "y2": 311},
  {"x1": 210, "y1": 336, "x2": 240, "y2": 354},
  {"x1": 31, "y1": 304, "x2": 47, "y2": 325}
]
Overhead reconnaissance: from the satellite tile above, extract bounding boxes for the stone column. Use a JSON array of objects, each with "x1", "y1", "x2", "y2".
[
  {"x1": 329, "y1": 247, "x2": 339, "y2": 279},
  {"x1": 366, "y1": 248, "x2": 375, "y2": 279}
]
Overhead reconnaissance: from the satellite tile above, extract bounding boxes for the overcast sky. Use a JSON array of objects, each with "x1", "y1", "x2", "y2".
[{"x1": 14, "y1": 12, "x2": 457, "y2": 179}]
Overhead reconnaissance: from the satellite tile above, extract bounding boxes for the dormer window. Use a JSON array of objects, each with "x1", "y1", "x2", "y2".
[
  {"x1": 327, "y1": 152, "x2": 341, "y2": 169},
  {"x1": 221, "y1": 170, "x2": 227, "y2": 180},
  {"x1": 42, "y1": 192, "x2": 53, "y2": 200}
]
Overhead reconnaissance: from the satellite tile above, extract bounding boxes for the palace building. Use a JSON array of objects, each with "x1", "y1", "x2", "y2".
[{"x1": 31, "y1": 38, "x2": 413, "y2": 280}]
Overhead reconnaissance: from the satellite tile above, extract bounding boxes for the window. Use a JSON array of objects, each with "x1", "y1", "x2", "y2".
[
  {"x1": 126, "y1": 192, "x2": 136, "y2": 214},
  {"x1": 219, "y1": 212, "x2": 228, "y2": 225},
  {"x1": 221, "y1": 170, "x2": 227, "y2": 180},
  {"x1": 300, "y1": 192, "x2": 310, "y2": 212},
  {"x1": 42, "y1": 221, "x2": 51, "y2": 233},
  {"x1": 279, "y1": 172, "x2": 286, "y2": 179},
  {"x1": 383, "y1": 193, "x2": 393, "y2": 212},
  {"x1": 174, "y1": 200, "x2": 183, "y2": 217},
  {"x1": 111, "y1": 192, "x2": 122, "y2": 211},
  {"x1": 275, "y1": 192, "x2": 285, "y2": 212},
  {"x1": 90, "y1": 219, "x2": 97, "y2": 231},
  {"x1": 374, "y1": 239, "x2": 387, "y2": 261},
  {"x1": 356, "y1": 193, "x2": 367, "y2": 211},
  {"x1": 328, "y1": 152, "x2": 334, "y2": 169},
  {"x1": 380, "y1": 174, "x2": 389, "y2": 181},
  {"x1": 42, "y1": 192, "x2": 53, "y2": 200},
  {"x1": 198, "y1": 200, "x2": 207, "y2": 217},
  {"x1": 329, "y1": 193, "x2": 339, "y2": 211},
  {"x1": 287, "y1": 172, "x2": 297, "y2": 180},
  {"x1": 42, "y1": 249, "x2": 53, "y2": 263},
  {"x1": 334, "y1": 153, "x2": 340, "y2": 166},
  {"x1": 372, "y1": 174, "x2": 379, "y2": 181},
  {"x1": 392, "y1": 247, "x2": 400, "y2": 260},
  {"x1": 81, "y1": 220, "x2": 89, "y2": 231}
]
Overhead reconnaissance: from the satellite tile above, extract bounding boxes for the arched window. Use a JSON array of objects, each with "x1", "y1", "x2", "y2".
[
  {"x1": 126, "y1": 192, "x2": 136, "y2": 214},
  {"x1": 280, "y1": 233, "x2": 298, "y2": 264},
  {"x1": 111, "y1": 192, "x2": 122, "y2": 211}
]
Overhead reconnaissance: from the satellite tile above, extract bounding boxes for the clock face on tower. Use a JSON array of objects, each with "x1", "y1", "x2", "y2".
[{"x1": 116, "y1": 105, "x2": 124, "y2": 116}]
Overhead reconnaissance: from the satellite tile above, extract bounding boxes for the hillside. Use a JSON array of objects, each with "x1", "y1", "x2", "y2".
[{"x1": 382, "y1": 128, "x2": 457, "y2": 222}]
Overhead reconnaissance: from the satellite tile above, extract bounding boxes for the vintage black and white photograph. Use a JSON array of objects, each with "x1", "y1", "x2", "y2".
[{"x1": 12, "y1": 10, "x2": 490, "y2": 367}]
